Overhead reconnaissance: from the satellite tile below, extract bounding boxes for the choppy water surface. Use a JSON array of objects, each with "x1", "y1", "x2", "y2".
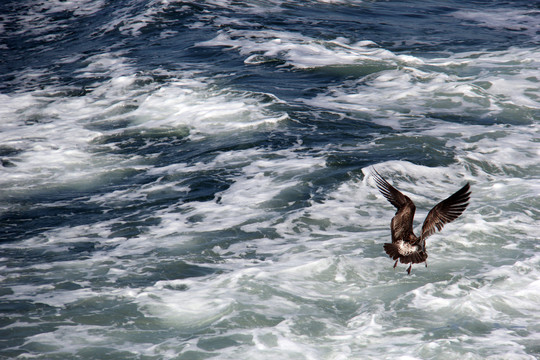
[{"x1": 0, "y1": 0, "x2": 539, "y2": 359}]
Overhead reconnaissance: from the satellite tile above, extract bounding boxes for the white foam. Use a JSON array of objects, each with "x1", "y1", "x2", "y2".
[
  {"x1": 97, "y1": 0, "x2": 162, "y2": 37},
  {"x1": 0, "y1": 53, "x2": 287, "y2": 196},
  {"x1": 200, "y1": 30, "x2": 540, "y2": 133},
  {"x1": 98, "y1": 0, "x2": 281, "y2": 37},
  {"x1": 210, "y1": 32, "x2": 527, "y2": 128},
  {"x1": 308, "y1": 60, "x2": 538, "y2": 128},
  {"x1": 6, "y1": 0, "x2": 106, "y2": 41},
  {"x1": 0, "y1": 91, "x2": 99, "y2": 193},
  {"x1": 137, "y1": 281, "x2": 236, "y2": 331},
  {"x1": 408, "y1": 256, "x2": 540, "y2": 350},
  {"x1": 129, "y1": 80, "x2": 287, "y2": 138},
  {"x1": 198, "y1": 30, "x2": 422, "y2": 69},
  {"x1": 149, "y1": 147, "x2": 326, "y2": 236},
  {"x1": 452, "y1": 8, "x2": 540, "y2": 42}
]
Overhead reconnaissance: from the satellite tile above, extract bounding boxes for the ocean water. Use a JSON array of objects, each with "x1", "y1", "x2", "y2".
[{"x1": 0, "y1": 0, "x2": 539, "y2": 359}]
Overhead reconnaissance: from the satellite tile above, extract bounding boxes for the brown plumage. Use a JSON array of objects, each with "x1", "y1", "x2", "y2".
[{"x1": 372, "y1": 169, "x2": 471, "y2": 274}]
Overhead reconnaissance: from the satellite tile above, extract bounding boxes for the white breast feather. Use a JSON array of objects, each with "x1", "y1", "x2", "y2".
[{"x1": 396, "y1": 240, "x2": 418, "y2": 256}]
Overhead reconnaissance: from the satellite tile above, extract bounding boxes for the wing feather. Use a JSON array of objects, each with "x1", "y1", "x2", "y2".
[
  {"x1": 372, "y1": 169, "x2": 416, "y2": 243},
  {"x1": 372, "y1": 168, "x2": 411, "y2": 209},
  {"x1": 421, "y1": 183, "x2": 471, "y2": 240}
]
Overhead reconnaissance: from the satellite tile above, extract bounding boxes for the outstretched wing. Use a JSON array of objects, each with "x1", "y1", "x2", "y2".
[
  {"x1": 372, "y1": 169, "x2": 416, "y2": 243},
  {"x1": 421, "y1": 182, "x2": 471, "y2": 240},
  {"x1": 372, "y1": 168, "x2": 411, "y2": 210}
]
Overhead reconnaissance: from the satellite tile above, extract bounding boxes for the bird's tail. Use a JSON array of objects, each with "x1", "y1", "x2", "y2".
[{"x1": 383, "y1": 243, "x2": 427, "y2": 264}]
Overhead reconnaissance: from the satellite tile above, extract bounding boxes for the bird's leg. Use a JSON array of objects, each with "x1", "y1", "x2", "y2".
[
  {"x1": 407, "y1": 264, "x2": 412, "y2": 275},
  {"x1": 425, "y1": 260, "x2": 428, "y2": 268},
  {"x1": 393, "y1": 259, "x2": 398, "y2": 269}
]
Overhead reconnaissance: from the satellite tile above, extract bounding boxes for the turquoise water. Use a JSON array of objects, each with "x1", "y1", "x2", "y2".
[{"x1": 0, "y1": 1, "x2": 539, "y2": 359}]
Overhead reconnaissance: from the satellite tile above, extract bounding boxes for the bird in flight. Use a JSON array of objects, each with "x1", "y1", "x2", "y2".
[{"x1": 372, "y1": 169, "x2": 471, "y2": 274}]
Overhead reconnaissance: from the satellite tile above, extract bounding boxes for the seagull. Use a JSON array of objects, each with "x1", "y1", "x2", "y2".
[{"x1": 372, "y1": 169, "x2": 471, "y2": 274}]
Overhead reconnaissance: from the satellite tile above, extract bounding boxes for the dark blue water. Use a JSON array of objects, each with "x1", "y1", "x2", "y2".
[{"x1": 1, "y1": 1, "x2": 539, "y2": 359}]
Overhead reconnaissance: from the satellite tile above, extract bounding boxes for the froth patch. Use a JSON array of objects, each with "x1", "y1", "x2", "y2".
[
  {"x1": 5, "y1": 0, "x2": 106, "y2": 42},
  {"x1": 0, "y1": 54, "x2": 287, "y2": 196},
  {"x1": 198, "y1": 31, "x2": 422, "y2": 69},
  {"x1": 452, "y1": 8, "x2": 540, "y2": 42},
  {"x1": 304, "y1": 47, "x2": 540, "y2": 128},
  {"x1": 406, "y1": 255, "x2": 540, "y2": 357},
  {"x1": 149, "y1": 147, "x2": 326, "y2": 236},
  {"x1": 130, "y1": 81, "x2": 287, "y2": 138},
  {"x1": 136, "y1": 283, "x2": 235, "y2": 331}
]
